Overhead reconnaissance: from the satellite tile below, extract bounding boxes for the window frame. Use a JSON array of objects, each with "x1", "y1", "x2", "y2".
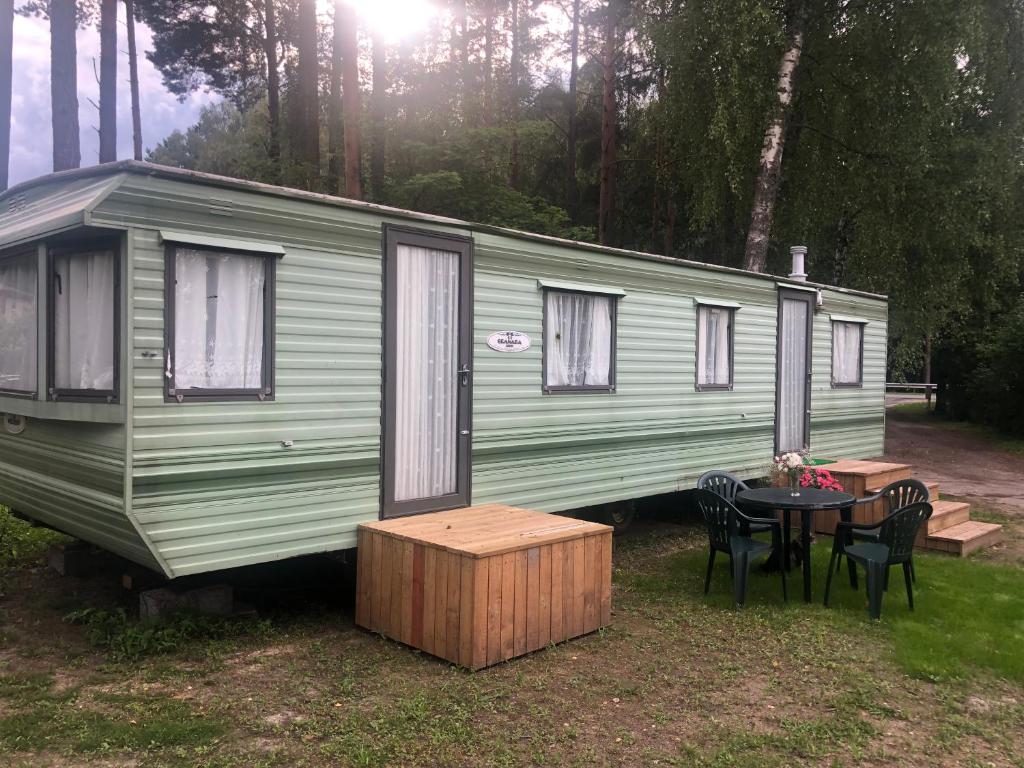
[
  {"x1": 163, "y1": 242, "x2": 277, "y2": 403},
  {"x1": 830, "y1": 319, "x2": 865, "y2": 389},
  {"x1": 0, "y1": 248, "x2": 40, "y2": 400},
  {"x1": 694, "y1": 303, "x2": 736, "y2": 392},
  {"x1": 46, "y1": 238, "x2": 121, "y2": 404},
  {"x1": 541, "y1": 287, "x2": 618, "y2": 394}
]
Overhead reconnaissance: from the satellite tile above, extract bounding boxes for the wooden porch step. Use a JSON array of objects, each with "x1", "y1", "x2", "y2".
[
  {"x1": 914, "y1": 501, "x2": 972, "y2": 546},
  {"x1": 824, "y1": 460, "x2": 913, "y2": 498},
  {"x1": 923, "y1": 521, "x2": 1003, "y2": 556}
]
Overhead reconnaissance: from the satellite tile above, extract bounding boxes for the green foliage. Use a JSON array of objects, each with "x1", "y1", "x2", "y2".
[
  {"x1": 0, "y1": 506, "x2": 66, "y2": 573},
  {"x1": 934, "y1": 293, "x2": 1024, "y2": 435},
  {"x1": 139, "y1": 0, "x2": 1024, "y2": 429},
  {"x1": 64, "y1": 606, "x2": 274, "y2": 662}
]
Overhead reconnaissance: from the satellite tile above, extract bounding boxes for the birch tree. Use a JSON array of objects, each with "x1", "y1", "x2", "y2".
[{"x1": 742, "y1": 1, "x2": 804, "y2": 272}]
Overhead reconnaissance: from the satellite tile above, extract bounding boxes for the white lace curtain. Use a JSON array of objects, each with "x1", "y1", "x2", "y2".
[
  {"x1": 173, "y1": 248, "x2": 265, "y2": 390},
  {"x1": 54, "y1": 250, "x2": 115, "y2": 391},
  {"x1": 0, "y1": 254, "x2": 37, "y2": 392},
  {"x1": 696, "y1": 306, "x2": 731, "y2": 386},
  {"x1": 779, "y1": 297, "x2": 809, "y2": 452},
  {"x1": 545, "y1": 291, "x2": 613, "y2": 387},
  {"x1": 393, "y1": 244, "x2": 460, "y2": 502},
  {"x1": 832, "y1": 321, "x2": 863, "y2": 384}
]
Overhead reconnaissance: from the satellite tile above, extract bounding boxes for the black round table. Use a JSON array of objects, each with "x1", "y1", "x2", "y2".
[{"x1": 735, "y1": 487, "x2": 855, "y2": 603}]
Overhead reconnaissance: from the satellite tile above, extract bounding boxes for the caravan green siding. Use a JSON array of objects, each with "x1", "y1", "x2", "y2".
[{"x1": 0, "y1": 163, "x2": 887, "y2": 577}]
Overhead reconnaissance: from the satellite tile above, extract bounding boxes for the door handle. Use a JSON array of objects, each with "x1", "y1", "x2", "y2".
[{"x1": 458, "y1": 364, "x2": 471, "y2": 386}]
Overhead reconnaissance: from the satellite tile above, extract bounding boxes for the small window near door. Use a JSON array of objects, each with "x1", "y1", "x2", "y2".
[
  {"x1": 831, "y1": 321, "x2": 863, "y2": 387},
  {"x1": 50, "y1": 245, "x2": 119, "y2": 402},
  {"x1": 165, "y1": 246, "x2": 275, "y2": 402},
  {"x1": 543, "y1": 289, "x2": 616, "y2": 392},
  {"x1": 696, "y1": 304, "x2": 734, "y2": 390},
  {"x1": 0, "y1": 251, "x2": 38, "y2": 397}
]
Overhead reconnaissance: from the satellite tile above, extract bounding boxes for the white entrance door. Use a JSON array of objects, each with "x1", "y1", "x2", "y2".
[
  {"x1": 776, "y1": 289, "x2": 814, "y2": 453},
  {"x1": 382, "y1": 227, "x2": 473, "y2": 518}
]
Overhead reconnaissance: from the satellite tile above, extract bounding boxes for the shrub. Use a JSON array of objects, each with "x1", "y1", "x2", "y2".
[{"x1": 64, "y1": 607, "x2": 274, "y2": 662}]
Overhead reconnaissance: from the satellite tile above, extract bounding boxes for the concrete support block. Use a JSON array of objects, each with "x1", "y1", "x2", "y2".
[
  {"x1": 47, "y1": 542, "x2": 98, "y2": 577},
  {"x1": 139, "y1": 584, "x2": 234, "y2": 621}
]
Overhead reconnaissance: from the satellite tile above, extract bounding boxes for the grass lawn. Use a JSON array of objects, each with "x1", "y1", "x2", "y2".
[{"x1": 1, "y1": 511, "x2": 1023, "y2": 767}]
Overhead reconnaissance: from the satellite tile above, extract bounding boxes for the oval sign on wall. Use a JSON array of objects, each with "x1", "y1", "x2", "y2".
[{"x1": 487, "y1": 331, "x2": 532, "y2": 353}]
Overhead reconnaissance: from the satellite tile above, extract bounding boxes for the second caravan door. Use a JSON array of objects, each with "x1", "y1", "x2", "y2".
[
  {"x1": 775, "y1": 288, "x2": 814, "y2": 453},
  {"x1": 381, "y1": 227, "x2": 473, "y2": 518}
]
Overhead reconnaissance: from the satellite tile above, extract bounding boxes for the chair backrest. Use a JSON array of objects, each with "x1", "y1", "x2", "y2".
[
  {"x1": 694, "y1": 488, "x2": 739, "y2": 551},
  {"x1": 878, "y1": 478, "x2": 930, "y2": 514},
  {"x1": 878, "y1": 501, "x2": 932, "y2": 562},
  {"x1": 696, "y1": 470, "x2": 750, "y2": 506}
]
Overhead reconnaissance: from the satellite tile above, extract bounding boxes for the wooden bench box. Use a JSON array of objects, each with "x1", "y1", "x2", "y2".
[{"x1": 355, "y1": 505, "x2": 613, "y2": 669}]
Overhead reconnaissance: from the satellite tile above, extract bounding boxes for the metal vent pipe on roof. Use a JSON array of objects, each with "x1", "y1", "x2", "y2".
[{"x1": 789, "y1": 245, "x2": 808, "y2": 281}]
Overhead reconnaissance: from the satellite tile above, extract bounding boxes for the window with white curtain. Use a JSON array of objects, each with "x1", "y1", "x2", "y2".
[
  {"x1": 832, "y1": 321, "x2": 863, "y2": 386},
  {"x1": 544, "y1": 290, "x2": 615, "y2": 391},
  {"x1": 168, "y1": 247, "x2": 272, "y2": 400},
  {"x1": 52, "y1": 248, "x2": 117, "y2": 398},
  {"x1": 0, "y1": 252, "x2": 38, "y2": 395},
  {"x1": 696, "y1": 305, "x2": 734, "y2": 390}
]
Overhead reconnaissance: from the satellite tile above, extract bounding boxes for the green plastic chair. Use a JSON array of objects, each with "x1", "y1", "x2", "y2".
[
  {"x1": 824, "y1": 502, "x2": 932, "y2": 620},
  {"x1": 696, "y1": 470, "x2": 773, "y2": 536},
  {"x1": 835, "y1": 478, "x2": 929, "y2": 583},
  {"x1": 694, "y1": 488, "x2": 787, "y2": 607}
]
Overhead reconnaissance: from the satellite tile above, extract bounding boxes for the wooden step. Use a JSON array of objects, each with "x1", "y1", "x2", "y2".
[
  {"x1": 824, "y1": 460, "x2": 913, "y2": 498},
  {"x1": 923, "y1": 521, "x2": 1003, "y2": 556},
  {"x1": 914, "y1": 501, "x2": 971, "y2": 546}
]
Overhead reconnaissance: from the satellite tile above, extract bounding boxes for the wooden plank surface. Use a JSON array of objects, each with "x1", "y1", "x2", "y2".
[
  {"x1": 514, "y1": 549, "x2": 528, "y2": 656},
  {"x1": 361, "y1": 505, "x2": 611, "y2": 557},
  {"x1": 458, "y1": 556, "x2": 474, "y2": 667},
  {"x1": 572, "y1": 537, "x2": 585, "y2": 638},
  {"x1": 583, "y1": 535, "x2": 597, "y2": 633},
  {"x1": 471, "y1": 558, "x2": 489, "y2": 668},
  {"x1": 526, "y1": 547, "x2": 540, "y2": 652},
  {"x1": 356, "y1": 505, "x2": 613, "y2": 668},
  {"x1": 600, "y1": 533, "x2": 612, "y2": 626},
  {"x1": 538, "y1": 544, "x2": 551, "y2": 648},
  {"x1": 550, "y1": 541, "x2": 564, "y2": 643},
  {"x1": 422, "y1": 545, "x2": 436, "y2": 656},
  {"x1": 486, "y1": 556, "x2": 502, "y2": 666},
  {"x1": 500, "y1": 552, "x2": 515, "y2": 661},
  {"x1": 445, "y1": 551, "x2": 460, "y2": 662}
]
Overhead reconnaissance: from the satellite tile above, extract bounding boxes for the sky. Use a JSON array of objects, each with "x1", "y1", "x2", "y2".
[{"x1": 9, "y1": 7, "x2": 218, "y2": 187}]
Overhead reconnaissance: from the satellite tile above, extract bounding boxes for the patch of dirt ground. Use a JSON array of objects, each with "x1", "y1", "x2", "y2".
[{"x1": 880, "y1": 405, "x2": 1024, "y2": 563}]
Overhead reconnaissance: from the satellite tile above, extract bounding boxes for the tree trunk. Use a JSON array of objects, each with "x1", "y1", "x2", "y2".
[
  {"x1": 0, "y1": 0, "x2": 12, "y2": 190},
  {"x1": 597, "y1": 0, "x2": 618, "y2": 246},
  {"x1": 370, "y1": 30, "x2": 387, "y2": 201},
  {"x1": 509, "y1": 0, "x2": 521, "y2": 187},
  {"x1": 664, "y1": 200, "x2": 676, "y2": 256},
  {"x1": 327, "y1": 2, "x2": 344, "y2": 193},
  {"x1": 125, "y1": 0, "x2": 143, "y2": 160},
  {"x1": 297, "y1": 0, "x2": 320, "y2": 185},
  {"x1": 263, "y1": 0, "x2": 281, "y2": 167},
  {"x1": 98, "y1": 0, "x2": 117, "y2": 163},
  {"x1": 566, "y1": 0, "x2": 581, "y2": 221},
  {"x1": 50, "y1": 0, "x2": 80, "y2": 172},
  {"x1": 482, "y1": 0, "x2": 493, "y2": 125},
  {"x1": 338, "y1": 1, "x2": 362, "y2": 199},
  {"x1": 924, "y1": 334, "x2": 933, "y2": 411},
  {"x1": 742, "y1": 10, "x2": 805, "y2": 273}
]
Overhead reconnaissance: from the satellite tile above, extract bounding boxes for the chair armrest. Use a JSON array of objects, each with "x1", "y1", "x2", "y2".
[
  {"x1": 852, "y1": 491, "x2": 883, "y2": 506},
  {"x1": 835, "y1": 519, "x2": 883, "y2": 533},
  {"x1": 736, "y1": 510, "x2": 781, "y2": 528}
]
